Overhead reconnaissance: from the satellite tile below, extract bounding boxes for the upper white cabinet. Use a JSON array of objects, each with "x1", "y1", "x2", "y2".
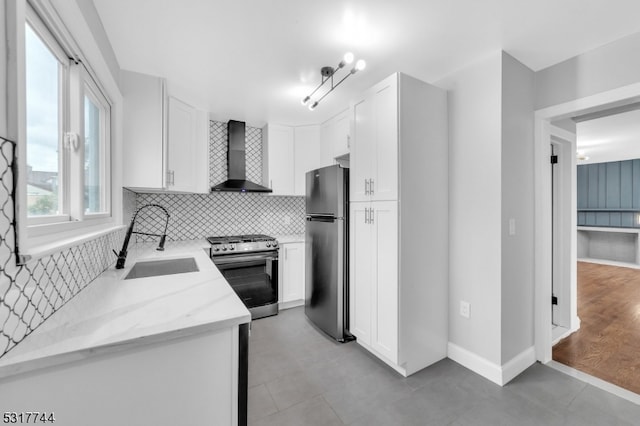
[
  {"x1": 262, "y1": 124, "x2": 295, "y2": 195},
  {"x1": 121, "y1": 70, "x2": 166, "y2": 189},
  {"x1": 322, "y1": 108, "x2": 351, "y2": 161},
  {"x1": 262, "y1": 124, "x2": 321, "y2": 196},
  {"x1": 294, "y1": 126, "x2": 321, "y2": 195},
  {"x1": 167, "y1": 97, "x2": 209, "y2": 193},
  {"x1": 121, "y1": 70, "x2": 208, "y2": 193},
  {"x1": 351, "y1": 76, "x2": 398, "y2": 202},
  {"x1": 349, "y1": 73, "x2": 449, "y2": 377}
]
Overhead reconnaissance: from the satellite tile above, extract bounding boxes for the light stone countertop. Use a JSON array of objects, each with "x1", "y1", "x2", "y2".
[{"x1": 0, "y1": 240, "x2": 251, "y2": 379}]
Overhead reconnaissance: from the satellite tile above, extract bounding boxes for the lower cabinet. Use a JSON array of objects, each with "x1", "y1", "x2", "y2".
[
  {"x1": 279, "y1": 241, "x2": 305, "y2": 308},
  {"x1": 350, "y1": 201, "x2": 398, "y2": 363}
]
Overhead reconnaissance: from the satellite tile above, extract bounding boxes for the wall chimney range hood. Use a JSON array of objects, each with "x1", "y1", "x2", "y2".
[{"x1": 211, "y1": 120, "x2": 272, "y2": 193}]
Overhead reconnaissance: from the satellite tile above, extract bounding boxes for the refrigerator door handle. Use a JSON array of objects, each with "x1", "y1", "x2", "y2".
[
  {"x1": 370, "y1": 207, "x2": 374, "y2": 224},
  {"x1": 364, "y1": 207, "x2": 369, "y2": 224},
  {"x1": 306, "y1": 214, "x2": 338, "y2": 222},
  {"x1": 370, "y1": 179, "x2": 374, "y2": 195},
  {"x1": 364, "y1": 179, "x2": 369, "y2": 195}
]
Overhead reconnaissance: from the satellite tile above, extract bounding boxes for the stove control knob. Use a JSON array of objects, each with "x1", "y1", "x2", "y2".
[
  {"x1": 213, "y1": 246, "x2": 220, "y2": 252},
  {"x1": 272, "y1": 241, "x2": 278, "y2": 248},
  {"x1": 222, "y1": 246, "x2": 227, "y2": 251},
  {"x1": 266, "y1": 242, "x2": 271, "y2": 248},
  {"x1": 229, "y1": 245, "x2": 235, "y2": 251}
]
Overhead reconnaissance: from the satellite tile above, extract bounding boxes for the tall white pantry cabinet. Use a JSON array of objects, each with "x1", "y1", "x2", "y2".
[{"x1": 349, "y1": 72, "x2": 448, "y2": 377}]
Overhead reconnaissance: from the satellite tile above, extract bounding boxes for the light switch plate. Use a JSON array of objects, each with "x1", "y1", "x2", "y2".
[{"x1": 460, "y1": 300, "x2": 470, "y2": 318}]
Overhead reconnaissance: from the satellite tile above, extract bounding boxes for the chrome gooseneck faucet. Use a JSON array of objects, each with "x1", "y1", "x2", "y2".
[{"x1": 114, "y1": 204, "x2": 170, "y2": 269}]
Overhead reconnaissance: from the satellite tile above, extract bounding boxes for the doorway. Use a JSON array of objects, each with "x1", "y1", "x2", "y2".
[{"x1": 535, "y1": 87, "x2": 640, "y2": 402}]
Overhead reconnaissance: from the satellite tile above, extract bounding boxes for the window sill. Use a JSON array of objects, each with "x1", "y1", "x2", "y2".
[{"x1": 19, "y1": 224, "x2": 126, "y2": 265}]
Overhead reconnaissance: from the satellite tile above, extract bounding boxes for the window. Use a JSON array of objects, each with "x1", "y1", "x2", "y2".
[
  {"x1": 24, "y1": 6, "x2": 111, "y2": 235},
  {"x1": 25, "y1": 19, "x2": 66, "y2": 220}
]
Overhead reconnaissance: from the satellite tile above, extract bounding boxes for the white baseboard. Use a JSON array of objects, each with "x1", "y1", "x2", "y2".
[
  {"x1": 279, "y1": 299, "x2": 304, "y2": 310},
  {"x1": 447, "y1": 343, "x2": 536, "y2": 386},
  {"x1": 501, "y1": 346, "x2": 536, "y2": 384},
  {"x1": 448, "y1": 343, "x2": 502, "y2": 385}
]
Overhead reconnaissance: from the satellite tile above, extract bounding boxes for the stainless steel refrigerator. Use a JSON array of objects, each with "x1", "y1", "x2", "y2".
[{"x1": 305, "y1": 164, "x2": 352, "y2": 342}]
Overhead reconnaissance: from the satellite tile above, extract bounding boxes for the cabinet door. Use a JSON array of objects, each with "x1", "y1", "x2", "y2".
[
  {"x1": 371, "y1": 201, "x2": 398, "y2": 363},
  {"x1": 349, "y1": 202, "x2": 373, "y2": 345},
  {"x1": 372, "y1": 79, "x2": 398, "y2": 201},
  {"x1": 167, "y1": 97, "x2": 209, "y2": 193},
  {"x1": 263, "y1": 125, "x2": 295, "y2": 195},
  {"x1": 281, "y1": 242, "x2": 305, "y2": 303},
  {"x1": 294, "y1": 126, "x2": 321, "y2": 196},
  {"x1": 121, "y1": 71, "x2": 166, "y2": 189},
  {"x1": 319, "y1": 121, "x2": 335, "y2": 168},
  {"x1": 333, "y1": 109, "x2": 351, "y2": 158},
  {"x1": 351, "y1": 96, "x2": 375, "y2": 202}
]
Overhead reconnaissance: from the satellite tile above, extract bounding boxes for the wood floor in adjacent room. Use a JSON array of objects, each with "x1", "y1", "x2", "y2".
[{"x1": 553, "y1": 261, "x2": 640, "y2": 395}]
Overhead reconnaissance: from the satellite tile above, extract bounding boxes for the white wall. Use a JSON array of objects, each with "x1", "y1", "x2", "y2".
[
  {"x1": 500, "y1": 52, "x2": 535, "y2": 362},
  {"x1": 437, "y1": 53, "x2": 503, "y2": 366},
  {"x1": 535, "y1": 31, "x2": 640, "y2": 110}
]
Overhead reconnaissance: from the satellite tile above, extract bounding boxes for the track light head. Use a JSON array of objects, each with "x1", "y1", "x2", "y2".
[{"x1": 301, "y1": 53, "x2": 366, "y2": 111}]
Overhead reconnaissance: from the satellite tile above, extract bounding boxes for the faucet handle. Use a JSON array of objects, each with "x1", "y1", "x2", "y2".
[{"x1": 157, "y1": 235, "x2": 166, "y2": 251}]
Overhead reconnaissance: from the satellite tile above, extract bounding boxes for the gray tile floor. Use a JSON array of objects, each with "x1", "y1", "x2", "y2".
[{"x1": 247, "y1": 307, "x2": 640, "y2": 425}]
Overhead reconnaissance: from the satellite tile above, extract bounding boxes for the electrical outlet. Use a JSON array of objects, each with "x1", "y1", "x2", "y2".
[
  {"x1": 283, "y1": 215, "x2": 291, "y2": 225},
  {"x1": 460, "y1": 300, "x2": 470, "y2": 319}
]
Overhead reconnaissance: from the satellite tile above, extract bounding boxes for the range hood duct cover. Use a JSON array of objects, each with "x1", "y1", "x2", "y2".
[{"x1": 211, "y1": 120, "x2": 272, "y2": 193}]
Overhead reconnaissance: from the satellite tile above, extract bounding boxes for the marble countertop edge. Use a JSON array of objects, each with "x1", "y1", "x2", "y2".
[{"x1": 0, "y1": 240, "x2": 251, "y2": 380}]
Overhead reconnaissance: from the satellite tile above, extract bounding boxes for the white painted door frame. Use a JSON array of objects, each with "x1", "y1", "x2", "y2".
[
  {"x1": 534, "y1": 82, "x2": 640, "y2": 362},
  {"x1": 549, "y1": 126, "x2": 579, "y2": 342}
]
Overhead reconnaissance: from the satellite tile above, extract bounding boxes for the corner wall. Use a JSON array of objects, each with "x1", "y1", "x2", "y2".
[
  {"x1": 500, "y1": 53, "x2": 535, "y2": 362},
  {"x1": 437, "y1": 53, "x2": 503, "y2": 367}
]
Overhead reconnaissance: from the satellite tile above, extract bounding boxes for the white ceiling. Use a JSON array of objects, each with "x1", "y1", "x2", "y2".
[
  {"x1": 92, "y1": 0, "x2": 640, "y2": 127},
  {"x1": 577, "y1": 109, "x2": 640, "y2": 164}
]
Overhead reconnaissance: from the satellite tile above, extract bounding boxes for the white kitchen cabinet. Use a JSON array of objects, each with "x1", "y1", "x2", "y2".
[
  {"x1": 167, "y1": 97, "x2": 209, "y2": 193},
  {"x1": 294, "y1": 126, "x2": 321, "y2": 196},
  {"x1": 121, "y1": 70, "x2": 208, "y2": 193},
  {"x1": 262, "y1": 123, "x2": 321, "y2": 196},
  {"x1": 350, "y1": 201, "x2": 398, "y2": 362},
  {"x1": 351, "y1": 75, "x2": 398, "y2": 202},
  {"x1": 262, "y1": 124, "x2": 295, "y2": 195},
  {"x1": 121, "y1": 70, "x2": 166, "y2": 189},
  {"x1": 319, "y1": 108, "x2": 351, "y2": 167},
  {"x1": 349, "y1": 73, "x2": 449, "y2": 377},
  {"x1": 279, "y1": 241, "x2": 305, "y2": 309}
]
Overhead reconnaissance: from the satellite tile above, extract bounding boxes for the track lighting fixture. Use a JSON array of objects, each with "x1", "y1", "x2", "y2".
[{"x1": 301, "y1": 52, "x2": 366, "y2": 110}]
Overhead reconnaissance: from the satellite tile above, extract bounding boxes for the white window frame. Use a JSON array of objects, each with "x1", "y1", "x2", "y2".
[
  {"x1": 24, "y1": 9, "x2": 70, "y2": 226},
  {"x1": 11, "y1": 0, "x2": 123, "y2": 263},
  {"x1": 81, "y1": 75, "x2": 111, "y2": 220}
]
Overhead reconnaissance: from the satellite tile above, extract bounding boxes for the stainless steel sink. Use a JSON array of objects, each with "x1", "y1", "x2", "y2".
[{"x1": 124, "y1": 257, "x2": 199, "y2": 280}]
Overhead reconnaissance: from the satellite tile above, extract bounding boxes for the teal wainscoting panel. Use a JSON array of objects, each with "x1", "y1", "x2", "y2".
[{"x1": 577, "y1": 159, "x2": 640, "y2": 229}]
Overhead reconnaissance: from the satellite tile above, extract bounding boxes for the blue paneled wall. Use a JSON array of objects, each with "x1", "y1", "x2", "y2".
[{"x1": 577, "y1": 159, "x2": 640, "y2": 227}]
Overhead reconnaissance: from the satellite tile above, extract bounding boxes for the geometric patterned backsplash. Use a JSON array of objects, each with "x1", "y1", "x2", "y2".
[
  {"x1": 135, "y1": 192, "x2": 305, "y2": 241},
  {"x1": 0, "y1": 136, "x2": 124, "y2": 358},
  {"x1": 133, "y1": 120, "x2": 306, "y2": 240}
]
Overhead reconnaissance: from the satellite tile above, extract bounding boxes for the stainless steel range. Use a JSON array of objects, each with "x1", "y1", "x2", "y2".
[{"x1": 207, "y1": 234, "x2": 279, "y2": 319}]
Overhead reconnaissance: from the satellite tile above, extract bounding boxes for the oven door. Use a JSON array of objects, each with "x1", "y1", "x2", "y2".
[{"x1": 212, "y1": 251, "x2": 279, "y2": 311}]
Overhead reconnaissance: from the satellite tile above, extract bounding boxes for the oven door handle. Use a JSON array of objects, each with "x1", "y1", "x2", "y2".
[{"x1": 213, "y1": 253, "x2": 278, "y2": 265}]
